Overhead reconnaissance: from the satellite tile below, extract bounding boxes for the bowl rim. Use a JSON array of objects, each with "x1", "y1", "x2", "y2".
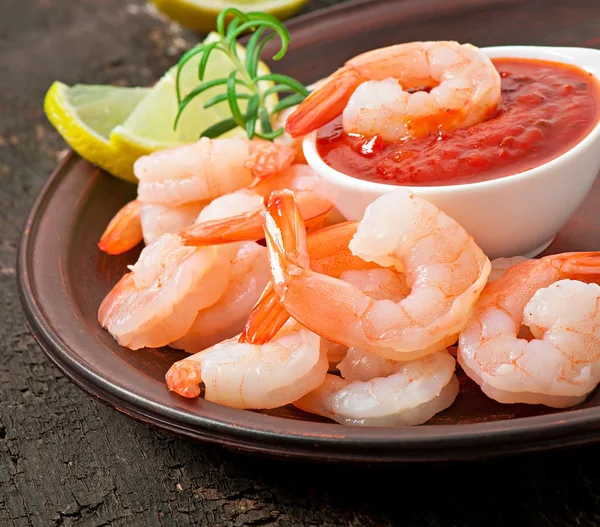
[{"x1": 302, "y1": 44, "x2": 600, "y2": 195}]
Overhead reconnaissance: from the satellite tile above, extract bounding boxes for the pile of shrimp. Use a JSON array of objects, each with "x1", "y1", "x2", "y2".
[{"x1": 96, "y1": 40, "x2": 600, "y2": 427}]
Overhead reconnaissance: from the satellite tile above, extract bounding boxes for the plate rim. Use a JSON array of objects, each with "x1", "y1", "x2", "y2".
[
  {"x1": 17, "y1": 0, "x2": 600, "y2": 462},
  {"x1": 18, "y1": 153, "x2": 600, "y2": 463}
]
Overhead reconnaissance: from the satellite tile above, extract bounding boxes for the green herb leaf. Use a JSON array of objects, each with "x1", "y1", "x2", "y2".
[
  {"x1": 245, "y1": 26, "x2": 267, "y2": 74},
  {"x1": 244, "y1": 94, "x2": 260, "y2": 138},
  {"x1": 225, "y1": 17, "x2": 242, "y2": 39},
  {"x1": 174, "y1": 8, "x2": 308, "y2": 141},
  {"x1": 230, "y1": 20, "x2": 289, "y2": 60},
  {"x1": 175, "y1": 45, "x2": 206, "y2": 103},
  {"x1": 198, "y1": 41, "x2": 220, "y2": 81},
  {"x1": 200, "y1": 117, "x2": 239, "y2": 138},
  {"x1": 256, "y1": 73, "x2": 310, "y2": 96},
  {"x1": 246, "y1": 12, "x2": 291, "y2": 60},
  {"x1": 217, "y1": 8, "x2": 249, "y2": 36},
  {"x1": 258, "y1": 107, "x2": 273, "y2": 134},
  {"x1": 248, "y1": 33, "x2": 276, "y2": 78},
  {"x1": 263, "y1": 84, "x2": 294, "y2": 98},
  {"x1": 226, "y1": 71, "x2": 245, "y2": 128},
  {"x1": 203, "y1": 92, "x2": 250, "y2": 110},
  {"x1": 256, "y1": 128, "x2": 285, "y2": 140},
  {"x1": 174, "y1": 77, "x2": 245, "y2": 130},
  {"x1": 272, "y1": 92, "x2": 306, "y2": 114}
]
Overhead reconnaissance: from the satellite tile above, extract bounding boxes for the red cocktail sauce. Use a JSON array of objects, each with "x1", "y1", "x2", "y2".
[{"x1": 316, "y1": 58, "x2": 600, "y2": 186}]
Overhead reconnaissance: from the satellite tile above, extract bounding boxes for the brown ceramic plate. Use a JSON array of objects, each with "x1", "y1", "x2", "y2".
[{"x1": 18, "y1": 0, "x2": 600, "y2": 463}]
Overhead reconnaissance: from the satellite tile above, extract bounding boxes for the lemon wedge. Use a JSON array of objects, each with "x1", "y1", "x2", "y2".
[
  {"x1": 45, "y1": 32, "x2": 278, "y2": 183},
  {"x1": 43, "y1": 82, "x2": 150, "y2": 182},
  {"x1": 108, "y1": 31, "x2": 278, "y2": 179},
  {"x1": 149, "y1": 0, "x2": 308, "y2": 33}
]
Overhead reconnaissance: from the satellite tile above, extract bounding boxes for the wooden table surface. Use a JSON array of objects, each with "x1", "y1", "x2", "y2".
[{"x1": 3, "y1": 0, "x2": 600, "y2": 525}]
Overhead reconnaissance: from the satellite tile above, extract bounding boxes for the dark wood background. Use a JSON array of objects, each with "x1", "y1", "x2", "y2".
[{"x1": 3, "y1": 0, "x2": 600, "y2": 525}]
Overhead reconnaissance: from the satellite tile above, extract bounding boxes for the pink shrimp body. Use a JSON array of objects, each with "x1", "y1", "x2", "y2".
[
  {"x1": 262, "y1": 187, "x2": 490, "y2": 360},
  {"x1": 165, "y1": 318, "x2": 329, "y2": 409},
  {"x1": 135, "y1": 137, "x2": 295, "y2": 205},
  {"x1": 294, "y1": 348, "x2": 458, "y2": 426},
  {"x1": 458, "y1": 252, "x2": 600, "y2": 408},
  {"x1": 285, "y1": 41, "x2": 501, "y2": 141}
]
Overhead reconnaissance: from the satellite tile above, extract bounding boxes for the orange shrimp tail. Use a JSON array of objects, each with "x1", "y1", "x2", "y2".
[
  {"x1": 98, "y1": 200, "x2": 143, "y2": 255},
  {"x1": 553, "y1": 251, "x2": 600, "y2": 283},
  {"x1": 239, "y1": 282, "x2": 291, "y2": 345},
  {"x1": 284, "y1": 67, "x2": 363, "y2": 138},
  {"x1": 179, "y1": 191, "x2": 333, "y2": 247},
  {"x1": 245, "y1": 140, "x2": 296, "y2": 182},
  {"x1": 165, "y1": 361, "x2": 203, "y2": 398},
  {"x1": 179, "y1": 210, "x2": 267, "y2": 247},
  {"x1": 265, "y1": 189, "x2": 311, "y2": 271}
]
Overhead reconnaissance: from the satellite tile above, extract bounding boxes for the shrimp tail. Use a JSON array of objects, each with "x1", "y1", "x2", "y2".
[
  {"x1": 245, "y1": 140, "x2": 296, "y2": 184},
  {"x1": 179, "y1": 191, "x2": 333, "y2": 247},
  {"x1": 554, "y1": 251, "x2": 600, "y2": 282},
  {"x1": 265, "y1": 189, "x2": 311, "y2": 273},
  {"x1": 239, "y1": 282, "x2": 291, "y2": 345},
  {"x1": 98, "y1": 200, "x2": 143, "y2": 255},
  {"x1": 179, "y1": 209, "x2": 267, "y2": 246},
  {"x1": 165, "y1": 359, "x2": 203, "y2": 398},
  {"x1": 284, "y1": 66, "x2": 363, "y2": 138}
]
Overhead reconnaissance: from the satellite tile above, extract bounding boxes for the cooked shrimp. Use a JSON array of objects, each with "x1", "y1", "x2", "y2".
[
  {"x1": 139, "y1": 201, "x2": 207, "y2": 245},
  {"x1": 273, "y1": 78, "x2": 329, "y2": 163},
  {"x1": 340, "y1": 268, "x2": 410, "y2": 302},
  {"x1": 285, "y1": 41, "x2": 501, "y2": 141},
  {"x1": 98, "y1": 144, "x2": 299, "y2": 255},
  {"x1": 100, "y1": 199, "x2": 207, "y2": 254},
  {"x1": 169, "y1": 241, "x2": 270, "y2": 353},
  {"x1": 294, "y1": 347, "x2": 458, "y2": 426},
  {"x1": 263, "y1": 188, "x2": 490, "y2": 360},
  {"x1": 322, "y1": 339, "x2": 348, "y2": 371},
  {"x1": 458, "y1": 252, "x2": 600, "y2": 408},
  {"x1": 240, "y1": 220, "x2": 379, "y2": 346},
  {"x1": 178, "y1": 164, "x2": 334, "y2": 246},
  {"x1": 135, "y1": 137, "x2": 296, "y2": 205},
  {"x1": 488, "y1": 255, "x2": 529, "y2": 282},
  {"x1": 165, "y1": 318, "x2": 329, "y2": 409},
  {"x1": 98, "y1": 200, "x2": 144, "y2": 255},
  {"x1": 98, "y1": 234, "x2": 231, "y2": 350},
  {"x1": 322, "y1": 269, "x2": 408, "y2": 371}
]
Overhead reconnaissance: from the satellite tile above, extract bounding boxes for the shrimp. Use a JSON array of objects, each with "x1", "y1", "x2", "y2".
[
  {"x1": 488, "y1": 255, "x2": 529, "y2": 282},
  {"x1": 165, "y1": 317, "x2": 329, "y2": 409},
  {"x1": 98, "y1": 200, "x2": 144, "y2": 255},
  {"x1": 294, "y1": 348, "x2": 458, "y2": 426},
  {"x1": 292, "y1": 264, "x2": 457, "y2": 426},
  {"x1": 262, "y1": 187, "x2": 491, "y2": 360},
  {"x1": 177, "y1": 164, "x2": 334, "y2": 246},
  {"x1": 99, "y1": 190, "x2": 271, "y2": 350},
  {"x1": 285, "y1": 41, "x2": 501, "y2": 141},
  {"x1": 322, "y1": 339, "x2": 348, "y2": 371},
  {"x1": 457, "y1": 252, "x2": 600, "y2": 408},
  {"x1": 319, "y1": 268, "x2": 409, "y2": 370},
  {"x1": 135, "y1": 137, "x2": 296, "y2": 205},
  {"x1": 98, "y1": 234, "x2": 231, "y2": 350},
  {"x1": 273, "y1": 78, "x2": 329, "y2": 163},
  {"x1": 239, "y1": 220, "x2": 380, "y2": 346},
  {"x1": 169, "y1": 241, "x2": 270, "y2": 353},
  {"x1": 139, "y1": 201, "x2": 208, "y2": 245},
  {"x1": 97, "y1": 137, "x2": 297, "y2": 255}
]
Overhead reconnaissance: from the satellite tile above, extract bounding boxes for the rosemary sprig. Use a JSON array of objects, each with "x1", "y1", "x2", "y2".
[{"x1": 173, "y1": 8, "x2": 310, "y2": 141}]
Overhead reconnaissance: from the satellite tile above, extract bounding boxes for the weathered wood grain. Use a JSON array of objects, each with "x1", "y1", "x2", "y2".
[{"x1": 3, "y1": 0, "x2": 600, "y2": 525}]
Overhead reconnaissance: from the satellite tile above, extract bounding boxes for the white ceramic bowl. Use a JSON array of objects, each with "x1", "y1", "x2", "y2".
[{"x1": 303, "y1": 46, "x2": 600, "y2": 260}]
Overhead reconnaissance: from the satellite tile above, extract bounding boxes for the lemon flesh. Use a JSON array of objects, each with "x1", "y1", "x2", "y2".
[
  {"x1": 43, "y1": 82, "x2": 150, "y2": 182},
  {"x1": 150, "y1": 0, "x2": 308, "y2": 33},
  {"x1": 109, "y1": 31, "x2": 278, "y2": 175}
]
